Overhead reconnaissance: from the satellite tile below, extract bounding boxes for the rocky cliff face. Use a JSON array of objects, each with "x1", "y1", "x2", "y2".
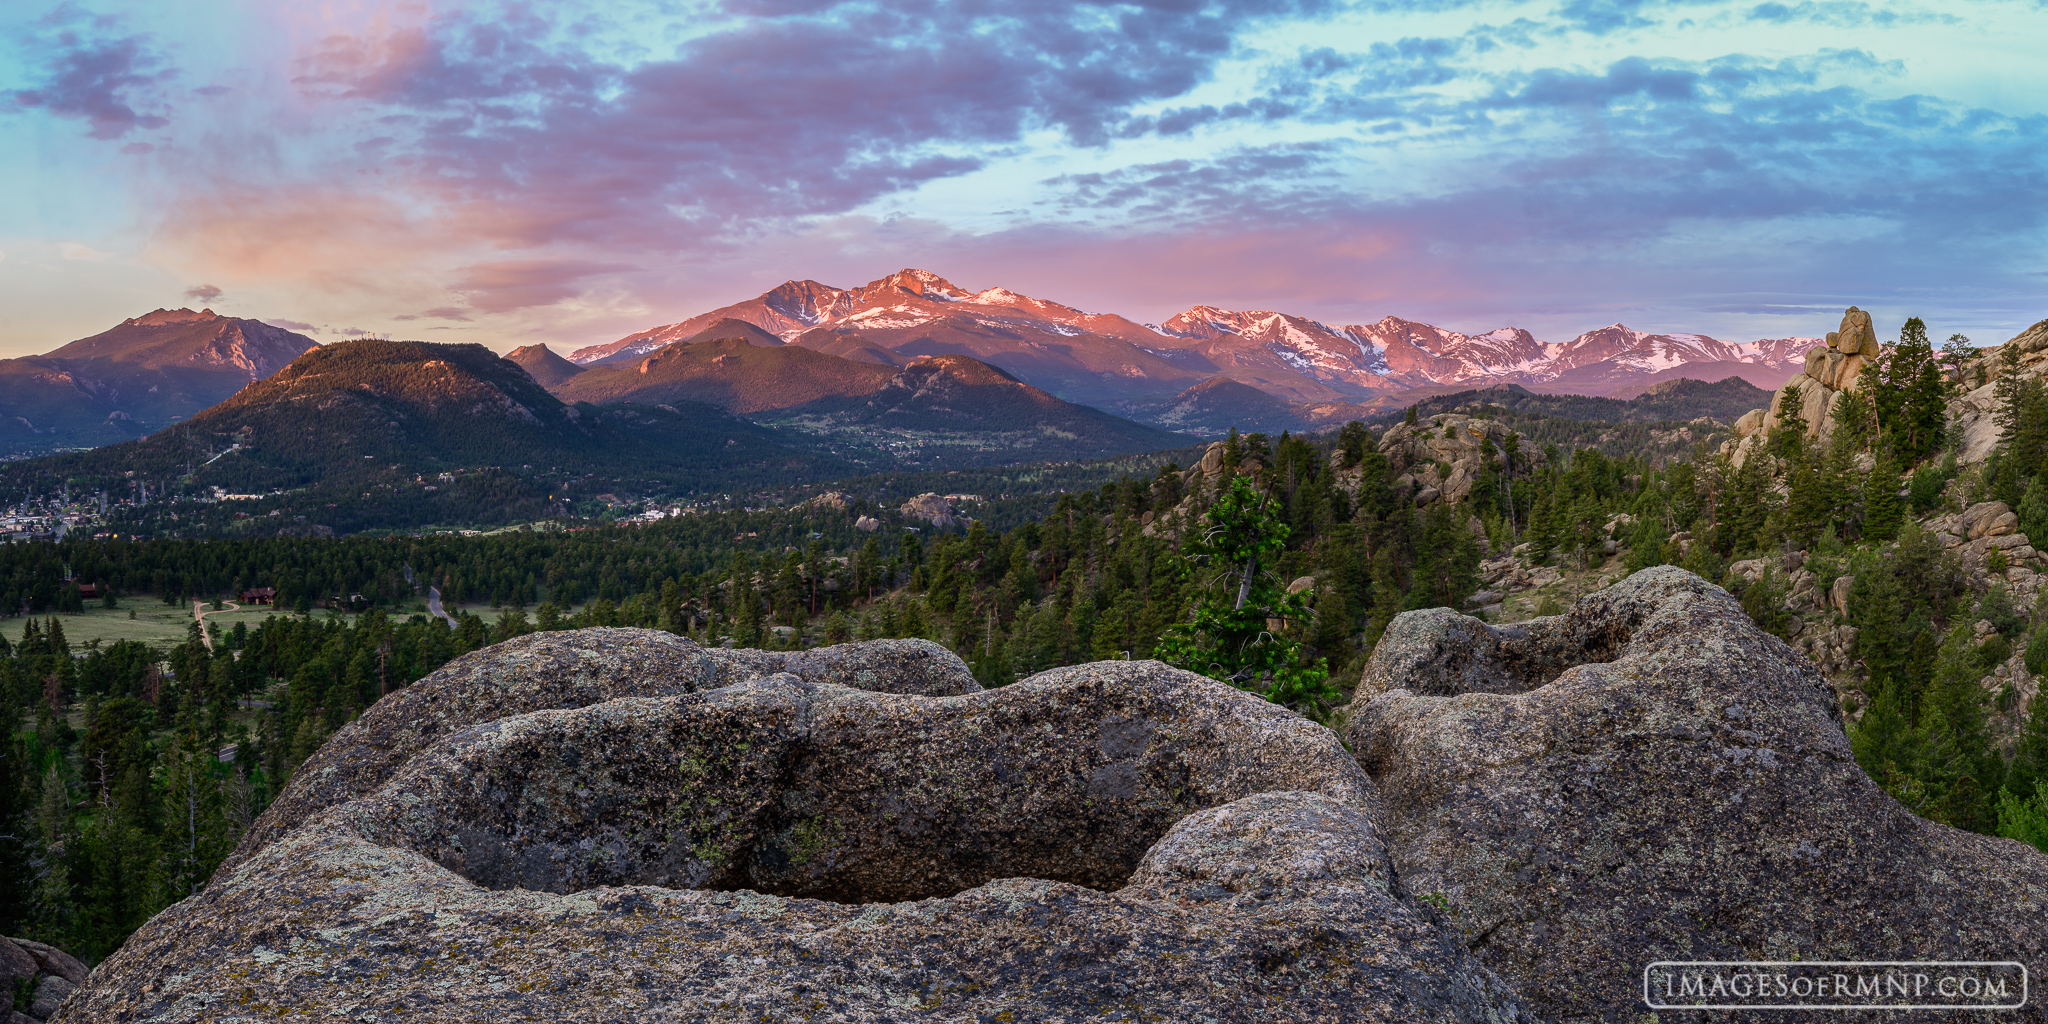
[
  {"x1": 1950, "y1": 316, "x2": 2048, "y2": 462},
  {"x1": 1732, "y1": 310, "x2": 2048, "y2": 465}
]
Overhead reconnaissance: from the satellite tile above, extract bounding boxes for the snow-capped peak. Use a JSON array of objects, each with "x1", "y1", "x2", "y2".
[{"x1": 869, "y1": 268, "x2": 970, "y2": 301}]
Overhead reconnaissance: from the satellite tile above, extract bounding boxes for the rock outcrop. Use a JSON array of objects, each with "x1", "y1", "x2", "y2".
[
  {"x1": 1377, "y1": 414, "x2": 1541, "y2": 505},
  {"x1": 898, "y1": 492, "x2": 963, "y2": 528},
  {"x1": 1735, "y1": 306, "x2": 1880, "y2": 445},
  {"x1": 2, "y1": 936, "x2": 86, "y2": 1022},
  {"x1": 1935, "y1": 317, "x2": 2048, "y2": 463},
  {"x1": 1346, "y1": 566, "x2": 2048, "y2": 1023},
  {"x1": 73, "y1": 636, "x2": 1528, "y2": 1023}
]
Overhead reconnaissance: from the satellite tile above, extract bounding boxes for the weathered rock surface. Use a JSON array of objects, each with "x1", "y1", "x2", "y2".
[
  {"x1": 217, "y1": 631, "x2": 981, "y2": 879},
  {"x1": 1345, "y1": 566, "x2": 2048, "y2": 1024},
  {"x1": 2, "y1": 938, "x2": 87, "y2": 1022},
  {"x1": 71, "y1": 642, "x2": 1527, "y2": 1023}
]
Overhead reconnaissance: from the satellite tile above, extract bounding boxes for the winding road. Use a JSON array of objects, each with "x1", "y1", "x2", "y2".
[
  {"x1": 193, "y1": 598, "x2": 241, "y2": 651},
  {"x1": 426, "y1": 586, "x2": 458, "y2": 627}
]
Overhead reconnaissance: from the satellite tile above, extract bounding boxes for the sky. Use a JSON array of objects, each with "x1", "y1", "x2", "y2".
[{"x1": 1, "y1": 0, "x2": 2044, "y2": 358}]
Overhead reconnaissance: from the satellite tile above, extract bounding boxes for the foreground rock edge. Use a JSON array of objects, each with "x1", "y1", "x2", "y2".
[
  {"x1": 1347, "y1": 565, "x2": 2048, "y2": 1024},
  {"x1": 65, "y1": 651, "x2": 1527, "y2": 1023}
]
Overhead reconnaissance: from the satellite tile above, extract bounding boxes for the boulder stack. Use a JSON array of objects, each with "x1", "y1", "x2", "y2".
[
  {"x1": 1737, "y1": 306, "x2": 1878, "y2": 443},
  {"x1": 58, "y1": 574, "x2": 2048, "y2": 1022}
]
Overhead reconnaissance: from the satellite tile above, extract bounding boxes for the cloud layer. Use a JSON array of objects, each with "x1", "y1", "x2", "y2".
[{"x1": 1, "y1": 0, "x2": 2043, "y2": 352}]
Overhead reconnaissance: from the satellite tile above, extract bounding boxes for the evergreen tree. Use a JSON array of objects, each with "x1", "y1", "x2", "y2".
[
  {"x1": 1410, "y1": 504, "x2": 1481, "y2": 609},
  {"x1": 2007, "y1": 691, "x2": 2048, "y2": 801},
  {"x1": 1156, "y1": 475, "x2": 1336, "y2": 715},
  {"x1": 1995, "y1": 342, "x2": 2029, "y2": 442},
  {"x1": 1772, "y1": 382, "x2": 1808, "y2": 459},
  {"x1": 1337, "y1": 421, "x2": 1370, "y2": 468},
  {"x1": 1938, "y1": 332, "x2": 1975, "y2": 390},
  {"x1": 0, "y1": 676, "x2": 32, "y2": 934},
  {"x1": 1622, "y1": 514, "x2": 1669, "y2": 575},
  {"x1": 1917, "y1": 622, "x2": 2000, "y2": 832},
  {"x1": 1863, "y1": 456, "x2": 1905, "y2": 542},
  {"x1": 1995, "y1": 780, "x2": 2048, "y2": 854},
  {"x1": 1882, "y1": 317, "x2": 1948, "y2": 464}
]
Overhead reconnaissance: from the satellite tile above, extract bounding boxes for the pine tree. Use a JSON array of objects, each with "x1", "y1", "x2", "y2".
[
  {"x1": 1363, "y1": 549, "x2": 1401, "y2": 654},
  {"x1": 1939, "y1": 332, "x2": 1974, "y2": 391},
  {"x1": 1995, "y1": 780, "x2": 2048, "y2": 854},
  {"x1": 2007, "y1": 691, "x2": 2048, "y2": 800},
  {"x1": 1338, "y1": 421, "x2": 1370, "y2": 468},
  {"x1": 1884, "y1": 317, "x2": 1947, "y2": 464},
  {"x1": 1995, "y1": 343, "x2": 2028, "y2": 442},
  {"x1": 1622, "y1": 514, "x2": 1669, "y2": 575},
  {"x1": 1773, "y1": 382, "x2": 1808, "y2": 458},
  {"x1": 158, "y1": 732, "x2": 233, "y2": 901},
  {"x1": 0, "y1": 677, "x2": 32, "y2": 934},
  {"x1": 1863, "y1": 456, "x2": 1905, "y2": 542},
  {"x1": 1155, "y1": 475, "x2": 1335, "y2": 715},
  {"x1": 1916, "y1": 622, "x2": 1999, "y2": 832}
]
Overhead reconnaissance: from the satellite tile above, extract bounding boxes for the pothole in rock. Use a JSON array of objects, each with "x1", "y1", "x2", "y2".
[{"x1": 361, "y1": 680, "x2": 1260, "y2": 904}]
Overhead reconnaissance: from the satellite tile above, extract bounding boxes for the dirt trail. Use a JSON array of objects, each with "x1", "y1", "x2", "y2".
[{"x1": 194, "y1": 599, "x2": 242, "y2": 651}]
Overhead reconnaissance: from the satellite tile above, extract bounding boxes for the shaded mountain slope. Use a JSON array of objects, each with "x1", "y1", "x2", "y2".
[
  {"x1": 1138, "y1": 377, "x2": 1318, "y2": 436},
  {"x1": 556, "y1": 337, "x2": 897, "y2": 413},
  {"x1": 782, "y1": 354, "x2": 1186, "y2": 464},
  {"x1": 1383, "y1": 377, "x2": 1772, "y2": 425},
  {"x1": 0, "y1": 308, "x2": 315, "y2": 455},
  {"x1": 505, "y1": 344, "x2": 585, "y2": 387}
]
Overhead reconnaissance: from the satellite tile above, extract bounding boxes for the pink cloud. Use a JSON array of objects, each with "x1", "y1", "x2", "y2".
[{"x1": 450, "y1": 259, "x2": 636, "y2": 313}]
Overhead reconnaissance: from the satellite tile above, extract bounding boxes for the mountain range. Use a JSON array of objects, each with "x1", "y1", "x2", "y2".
[
  {"x1": 568, "y1": 269, "x2": 1823, "y2": 408},
  {"x1": 0, "y1": 308, "x2": 315, "y2": 456},
  {"x1": 528, "y1": 319, "x2": 1183, "y2": 464}
]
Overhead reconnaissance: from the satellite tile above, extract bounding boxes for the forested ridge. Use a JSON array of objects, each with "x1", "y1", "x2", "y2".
[{"x1": 1, "y1": 320, "x2": 2045, "y2": 965}]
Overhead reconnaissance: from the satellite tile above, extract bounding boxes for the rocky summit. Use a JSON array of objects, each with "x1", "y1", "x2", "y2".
[
  {"x1": 55, "y1": 572, "x2": 2048, "y2": 1023},
  {"x1": 1349, "y1": 566, "x2": 2048, "y2": 1023},
  {"x1": 67, "y1": 632, "x2": 1524, "y2": 1023}
]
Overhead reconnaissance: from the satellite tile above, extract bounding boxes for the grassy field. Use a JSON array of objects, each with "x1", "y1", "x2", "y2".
[
  {"x1": 34, "y1": 600, "x2": 312, "y2": 650},
  {"x1": 16, "y1": 593, "x2": 564, "y2": 652}
]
